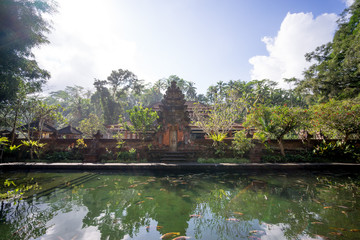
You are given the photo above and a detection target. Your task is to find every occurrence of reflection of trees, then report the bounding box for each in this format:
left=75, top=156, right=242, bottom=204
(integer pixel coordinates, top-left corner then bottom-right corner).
left=80, top=174, right=198, bottom=238
left=82, top=184, right=149, bottom=239
left=0, top=172, right=95, bottom=239
left=190, top=173, right=360, bottom=240
left=1, top=172, right=359, bottom=240
left=0, top=199, right=55, bottom=240
left=77, top=173, right=360, bottom=239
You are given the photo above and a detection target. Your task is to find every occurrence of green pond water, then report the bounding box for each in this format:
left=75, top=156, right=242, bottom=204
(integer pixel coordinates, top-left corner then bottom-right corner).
left=0, top=170, right=360, bottom=240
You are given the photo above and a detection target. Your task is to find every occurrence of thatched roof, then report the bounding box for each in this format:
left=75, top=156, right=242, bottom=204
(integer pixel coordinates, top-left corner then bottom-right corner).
left=58, top=125, right=82, bottom=135
left=19, top=121, right=57, bottom=132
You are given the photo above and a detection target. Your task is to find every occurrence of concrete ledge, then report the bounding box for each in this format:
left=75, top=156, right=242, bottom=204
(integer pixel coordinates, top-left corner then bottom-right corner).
left=1, top=162, right=359, bottom=172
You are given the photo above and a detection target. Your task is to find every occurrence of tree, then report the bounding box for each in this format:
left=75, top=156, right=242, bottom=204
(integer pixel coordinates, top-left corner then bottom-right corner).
left=18, top=99, right=65, bottom=160
left=195, top=94, right=208, bottom=104
left=300, top=0, right=360, bottom=101
left=139, top=85, right=163, bottom=107
left=309, top=98, right=360, bottom=141
left=107, top=69, right=145, bottom=112
left=161, top=75, right=198, bottom=101
left=126, top=105, right=159, bottom=140
left=192, top=96, right=246, bottom=149
left=206, top=85, right=219, bottom=104
left=205, top=79, right=305, bottom=108
left=184, top=81, right=197, bottom=101
left=92, top=69, right=146, bottom=124
left=44, top=86, right=93, bottom=127
left=0, top=81, right=29, bottom=144
left=107, top=69, right=141, bottom=99
left=244, top=104, right=308, bottom=156
left=79, top=113, right=106, bottom=139
left=93, top=79, right=121, bottom=125
left=0, top=0, right=57, bottom=102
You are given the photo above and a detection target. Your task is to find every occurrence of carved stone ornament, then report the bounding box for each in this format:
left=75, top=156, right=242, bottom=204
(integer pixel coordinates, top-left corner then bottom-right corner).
left=158, top=81, right=190, bottom=126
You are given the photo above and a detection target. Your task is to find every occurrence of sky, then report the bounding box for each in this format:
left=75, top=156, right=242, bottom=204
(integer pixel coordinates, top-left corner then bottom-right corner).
left=34, top=0, right=355, bottom=94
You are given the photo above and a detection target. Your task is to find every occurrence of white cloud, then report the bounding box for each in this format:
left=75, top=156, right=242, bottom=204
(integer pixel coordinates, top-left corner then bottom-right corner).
left=344, top=0, right=355, bottom=7
left=249, top=12, right=338, bottom=88
left=34, top=0, right=137, bottom=93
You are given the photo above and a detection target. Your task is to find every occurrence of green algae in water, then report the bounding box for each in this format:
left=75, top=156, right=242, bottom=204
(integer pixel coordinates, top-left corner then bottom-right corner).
left=0, top=171, right=360, bottom=240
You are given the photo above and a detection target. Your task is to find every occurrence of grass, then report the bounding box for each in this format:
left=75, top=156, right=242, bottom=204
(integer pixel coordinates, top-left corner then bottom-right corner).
left=197, top=157, right=250, bottom=164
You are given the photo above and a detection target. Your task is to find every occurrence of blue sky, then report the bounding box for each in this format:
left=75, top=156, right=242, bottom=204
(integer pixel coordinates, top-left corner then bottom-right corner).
left=34, top=0, right=353, bottom=94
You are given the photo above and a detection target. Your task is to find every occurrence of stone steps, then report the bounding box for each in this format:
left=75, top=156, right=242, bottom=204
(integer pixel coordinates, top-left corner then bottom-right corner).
left=159, top=152, right=196, bottom=163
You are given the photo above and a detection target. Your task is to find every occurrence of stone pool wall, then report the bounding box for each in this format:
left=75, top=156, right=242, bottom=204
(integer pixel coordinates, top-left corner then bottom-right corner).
left=7, top=138, right=358, bottom=162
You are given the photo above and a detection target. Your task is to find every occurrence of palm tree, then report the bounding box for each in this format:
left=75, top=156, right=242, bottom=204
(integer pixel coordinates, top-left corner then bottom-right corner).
left=185, top=81, right=197, bottom=101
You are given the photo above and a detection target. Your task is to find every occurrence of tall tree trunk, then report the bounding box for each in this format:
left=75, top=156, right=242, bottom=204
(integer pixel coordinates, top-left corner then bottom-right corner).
left=10, top=103, right=19, bottom=145
left=0, top=146, right=3, bottom=163
left=278, top=139, right=285, bottom=157
left=30, top=147, right=34, bottom=160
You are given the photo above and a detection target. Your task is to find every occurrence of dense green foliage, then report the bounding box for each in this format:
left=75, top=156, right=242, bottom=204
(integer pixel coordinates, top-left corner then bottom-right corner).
left=45, top=86, right=92, bottom=127
left=313, top=140, right=360, bottom=162
left=79, top=113, right=106, bottom=138
left=231, top=129, right=255, bottom=157
left=192, top=96, right=246, bottom=144
left=244, top=105, right=308, bottom=156
left=126, top=105, right=159, bottom=140
left=0, top=0, right=56, bottom=102
left=0, top=1, right=359, bottom=162
left=300, top=0, right=360, bottom=101
left=309, top=98, right=360, bottom=141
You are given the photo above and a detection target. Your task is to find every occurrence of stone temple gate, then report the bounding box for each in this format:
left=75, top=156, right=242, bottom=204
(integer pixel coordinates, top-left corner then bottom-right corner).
left=150, top=81, right=197, bottom=162
left=157, top=81, right=191, bottom=152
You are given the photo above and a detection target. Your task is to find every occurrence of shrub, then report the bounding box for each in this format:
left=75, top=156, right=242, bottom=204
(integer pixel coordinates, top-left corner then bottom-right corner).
left=44, top=151, right=82, bottom=162
left=313, top=140, right=360, bottom=162
left=99, top=148, right=116, bottom=161
left=261, top=153, right=316, bottom=163
left=214, top=142, right=227, bottom=158
left=231, top=130, right=254, bottom=157
left=117, top=148, right=137, bottom=161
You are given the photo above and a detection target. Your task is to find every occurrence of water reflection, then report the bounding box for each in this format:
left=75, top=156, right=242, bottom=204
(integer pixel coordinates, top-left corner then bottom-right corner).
left=1, top=171, right=360, bottom=239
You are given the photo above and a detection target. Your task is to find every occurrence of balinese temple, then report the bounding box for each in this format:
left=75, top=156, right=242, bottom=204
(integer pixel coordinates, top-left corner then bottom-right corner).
left=150, top=81, right=247, bottom=148
left=149, top=101, right=207, bottom=141
left=155, top=80, right=191, bottom=152
left=106, top=81, right=249, bottom=145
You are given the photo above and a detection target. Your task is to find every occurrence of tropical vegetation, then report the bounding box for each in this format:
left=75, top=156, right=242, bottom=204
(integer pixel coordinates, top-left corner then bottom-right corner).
left=0, top=0, right=360, bottom=162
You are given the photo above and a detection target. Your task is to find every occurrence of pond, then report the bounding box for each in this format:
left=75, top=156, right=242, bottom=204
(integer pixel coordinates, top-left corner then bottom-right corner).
left=1, top=170, right=360, bottom=240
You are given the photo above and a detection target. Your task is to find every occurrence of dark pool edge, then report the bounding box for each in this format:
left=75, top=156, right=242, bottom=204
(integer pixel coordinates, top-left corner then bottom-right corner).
left=1, top=162, right=360, bottom=172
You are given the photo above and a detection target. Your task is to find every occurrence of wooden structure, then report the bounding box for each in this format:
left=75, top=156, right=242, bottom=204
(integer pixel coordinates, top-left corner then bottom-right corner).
left=58, top=125, right=83, bottom=139
left=18, top=121, right=57, bottom=139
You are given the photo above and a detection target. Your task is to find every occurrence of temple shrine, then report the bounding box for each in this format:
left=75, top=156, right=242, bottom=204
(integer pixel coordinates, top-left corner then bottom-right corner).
left=156, top=81, right=191, bottom=152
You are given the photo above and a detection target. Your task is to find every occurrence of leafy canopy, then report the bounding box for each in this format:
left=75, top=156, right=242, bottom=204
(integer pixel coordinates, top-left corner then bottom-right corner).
left=0, top=0, right=57, bottom=102
left=79, top=113, right=106, bottom=139
left=126, top=105, right=159, bottom=140
left=300, top=0, right=360, bottom=101
left=192, top=95, right=246, bottom=144
left=309, top=98, right=360, bottom=141
left=244, top=104, right=308, bottom=156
